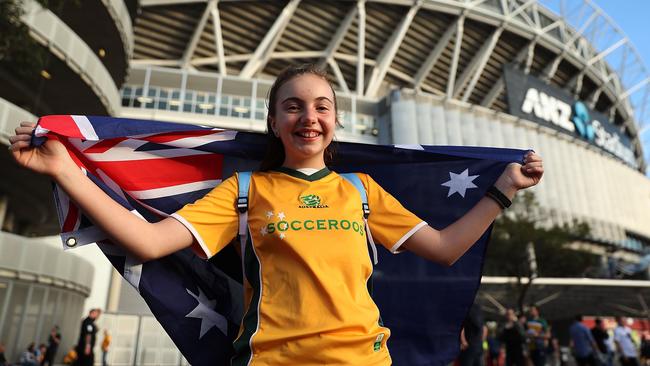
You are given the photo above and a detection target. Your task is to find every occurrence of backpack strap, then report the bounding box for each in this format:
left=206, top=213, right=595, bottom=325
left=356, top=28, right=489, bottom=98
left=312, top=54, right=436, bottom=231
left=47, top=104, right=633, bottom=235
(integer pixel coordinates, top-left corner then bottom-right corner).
left=237, top=171, right=252, bottom=278
left=341, top=173, right=378, bottom=265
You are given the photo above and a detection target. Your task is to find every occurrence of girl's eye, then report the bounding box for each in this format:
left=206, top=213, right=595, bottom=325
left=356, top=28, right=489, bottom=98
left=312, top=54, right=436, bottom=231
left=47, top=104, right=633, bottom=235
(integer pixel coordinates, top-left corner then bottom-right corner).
left=286, top=105, right=299, bottom=112
left=317, top=106, right=330, bottom=112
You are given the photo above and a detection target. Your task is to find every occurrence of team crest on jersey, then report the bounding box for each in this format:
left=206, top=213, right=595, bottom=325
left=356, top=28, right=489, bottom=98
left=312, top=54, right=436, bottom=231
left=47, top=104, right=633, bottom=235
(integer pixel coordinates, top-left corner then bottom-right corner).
left=298, top=194, right=329, bottom=208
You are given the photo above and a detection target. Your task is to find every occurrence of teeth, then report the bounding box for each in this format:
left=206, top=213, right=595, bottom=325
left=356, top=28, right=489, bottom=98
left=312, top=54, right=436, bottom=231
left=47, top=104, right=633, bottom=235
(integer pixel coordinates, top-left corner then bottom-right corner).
left=297, top=131, right=319, bottom=138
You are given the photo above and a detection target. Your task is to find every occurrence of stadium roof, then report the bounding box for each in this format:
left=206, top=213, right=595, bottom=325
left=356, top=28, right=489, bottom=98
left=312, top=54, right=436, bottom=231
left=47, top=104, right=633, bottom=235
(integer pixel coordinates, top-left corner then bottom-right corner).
left=131, top=0, right=650, bottom=168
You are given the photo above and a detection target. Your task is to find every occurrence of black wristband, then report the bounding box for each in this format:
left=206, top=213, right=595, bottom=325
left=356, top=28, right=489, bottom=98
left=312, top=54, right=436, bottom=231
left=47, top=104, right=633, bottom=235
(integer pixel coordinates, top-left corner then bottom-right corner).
left=485, top=186, right=512, bottom=209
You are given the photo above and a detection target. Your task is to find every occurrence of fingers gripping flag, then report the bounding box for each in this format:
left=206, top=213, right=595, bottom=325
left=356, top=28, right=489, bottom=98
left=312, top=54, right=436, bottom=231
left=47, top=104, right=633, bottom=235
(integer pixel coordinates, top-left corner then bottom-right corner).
left=35, top=115, right=528, bottom=366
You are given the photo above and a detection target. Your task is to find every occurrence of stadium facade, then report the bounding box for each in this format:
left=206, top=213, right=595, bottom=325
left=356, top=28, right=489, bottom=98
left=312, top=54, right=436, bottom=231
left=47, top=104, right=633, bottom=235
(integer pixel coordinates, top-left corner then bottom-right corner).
left=1, top=0, right=650, bottom=363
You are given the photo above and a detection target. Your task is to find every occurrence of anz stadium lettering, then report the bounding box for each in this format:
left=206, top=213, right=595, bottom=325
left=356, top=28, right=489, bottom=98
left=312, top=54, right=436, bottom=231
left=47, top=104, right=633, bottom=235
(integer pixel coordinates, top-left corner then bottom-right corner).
left=521, top=88, right=635, bottom=166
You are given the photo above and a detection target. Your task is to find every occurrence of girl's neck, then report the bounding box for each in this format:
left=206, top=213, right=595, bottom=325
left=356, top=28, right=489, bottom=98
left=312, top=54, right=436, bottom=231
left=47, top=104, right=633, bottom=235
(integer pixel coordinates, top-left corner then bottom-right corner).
left=281, top=157, right=326, bottom=171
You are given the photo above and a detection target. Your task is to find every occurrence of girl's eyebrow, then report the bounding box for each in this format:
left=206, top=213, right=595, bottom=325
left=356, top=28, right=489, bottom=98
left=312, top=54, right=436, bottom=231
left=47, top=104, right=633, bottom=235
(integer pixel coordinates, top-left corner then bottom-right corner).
left=280, top=96, right=334, bottom=104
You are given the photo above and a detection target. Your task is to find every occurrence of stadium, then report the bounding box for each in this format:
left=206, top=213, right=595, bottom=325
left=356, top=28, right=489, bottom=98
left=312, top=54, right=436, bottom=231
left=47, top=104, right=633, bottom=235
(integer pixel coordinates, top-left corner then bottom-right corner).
left=1, top=0, right=650, bottom=363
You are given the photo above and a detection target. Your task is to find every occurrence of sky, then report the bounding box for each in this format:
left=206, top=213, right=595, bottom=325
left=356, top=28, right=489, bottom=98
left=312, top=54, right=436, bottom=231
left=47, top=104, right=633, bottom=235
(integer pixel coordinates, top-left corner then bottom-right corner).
left=586, top=0, right=650, bottom=166
left=544, top=0, right=650, bottom=162
left=591, top=1, right=650, bottom=68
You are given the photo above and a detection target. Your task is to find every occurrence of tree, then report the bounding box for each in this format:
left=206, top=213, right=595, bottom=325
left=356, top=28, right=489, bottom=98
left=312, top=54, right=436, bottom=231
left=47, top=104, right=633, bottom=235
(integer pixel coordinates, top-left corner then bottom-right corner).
left=483, top=191, right=599, bottom=312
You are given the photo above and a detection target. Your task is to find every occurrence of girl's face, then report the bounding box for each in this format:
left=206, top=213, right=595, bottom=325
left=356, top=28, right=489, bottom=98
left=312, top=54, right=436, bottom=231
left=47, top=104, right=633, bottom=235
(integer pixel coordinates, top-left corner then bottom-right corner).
left=270, top=73, right=336, bottom=168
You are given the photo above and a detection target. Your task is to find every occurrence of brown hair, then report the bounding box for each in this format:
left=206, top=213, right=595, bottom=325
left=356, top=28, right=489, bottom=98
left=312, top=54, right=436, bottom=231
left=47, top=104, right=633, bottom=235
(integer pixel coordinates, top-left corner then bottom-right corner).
left=259, top=64, right=340, bottom=171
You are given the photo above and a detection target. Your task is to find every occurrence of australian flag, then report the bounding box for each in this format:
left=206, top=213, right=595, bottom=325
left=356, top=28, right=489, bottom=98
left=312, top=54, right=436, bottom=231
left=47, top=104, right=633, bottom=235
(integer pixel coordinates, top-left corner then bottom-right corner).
left=34, top=115, right=527, bottom=366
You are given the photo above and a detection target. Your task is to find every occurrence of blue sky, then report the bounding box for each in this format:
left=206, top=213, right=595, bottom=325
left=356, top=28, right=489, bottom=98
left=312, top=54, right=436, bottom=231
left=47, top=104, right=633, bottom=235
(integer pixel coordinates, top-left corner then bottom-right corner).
left=542, top=0, right=650, bottom=166
left=593, top=0, right=650, bottom=73
left=591, top=0, right=650, bottom=164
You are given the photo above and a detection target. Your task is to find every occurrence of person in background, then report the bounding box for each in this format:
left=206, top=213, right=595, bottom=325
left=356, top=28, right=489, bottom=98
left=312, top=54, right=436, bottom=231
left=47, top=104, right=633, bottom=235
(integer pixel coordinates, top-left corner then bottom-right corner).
left=640, top=333, right=650, bottom=366
left=36, top=344, right=46, bottom=365
left=487, top=323, right=501, bottom=366
left=569, top=315, right=599, bottom=366
left=459, top=303, right=487, bottom=366
left=500, top=309, right=526, bottom=366
left=0, top=342, right=7, bottom=366
left=19, top=343, right=38, bottom=366
left=42, top=325, right=61, bottom=366
left=591, top=318, right=613, bottom=366
left=62, top=347, right=77, bottom=365
left=101, top=330, right=111, bottom=366
left=74, top=308, right=101, bottom=366
left=614, top=316, right=640, bottom=366
left=526, top=305, right=550, bottom=366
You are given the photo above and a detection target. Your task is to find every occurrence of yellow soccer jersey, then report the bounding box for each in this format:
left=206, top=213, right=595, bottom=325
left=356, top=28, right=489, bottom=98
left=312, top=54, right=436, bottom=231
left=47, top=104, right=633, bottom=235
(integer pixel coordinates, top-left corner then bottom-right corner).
left=172, top=167, right=426, bottom=366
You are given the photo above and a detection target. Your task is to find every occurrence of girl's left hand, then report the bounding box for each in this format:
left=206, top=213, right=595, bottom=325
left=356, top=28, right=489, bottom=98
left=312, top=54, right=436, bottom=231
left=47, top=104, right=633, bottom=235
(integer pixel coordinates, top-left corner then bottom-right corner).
left=496, top=152, right=544, bottom=194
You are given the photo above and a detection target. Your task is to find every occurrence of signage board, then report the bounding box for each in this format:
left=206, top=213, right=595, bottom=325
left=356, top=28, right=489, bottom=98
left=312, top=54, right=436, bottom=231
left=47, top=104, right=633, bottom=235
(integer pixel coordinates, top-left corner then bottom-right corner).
left=503, top=66, right=637, bottom=168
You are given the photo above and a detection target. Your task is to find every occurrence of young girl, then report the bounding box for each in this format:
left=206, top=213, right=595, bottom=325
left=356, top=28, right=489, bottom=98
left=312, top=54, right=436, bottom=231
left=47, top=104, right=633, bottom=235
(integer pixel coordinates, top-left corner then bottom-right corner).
left=10, top=64, right=543, bottom=365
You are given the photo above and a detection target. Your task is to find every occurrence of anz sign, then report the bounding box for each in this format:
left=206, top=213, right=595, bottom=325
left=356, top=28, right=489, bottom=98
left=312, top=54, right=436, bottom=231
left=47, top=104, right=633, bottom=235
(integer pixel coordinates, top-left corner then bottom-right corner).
left=505, top=67, right=637, bottom=168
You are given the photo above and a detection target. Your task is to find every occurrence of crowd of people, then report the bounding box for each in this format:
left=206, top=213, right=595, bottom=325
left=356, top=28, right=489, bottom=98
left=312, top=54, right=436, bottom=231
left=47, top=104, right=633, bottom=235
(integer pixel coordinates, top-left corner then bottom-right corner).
left=459, top=304, right=650, bottom=366
left=0, top=308, right=110, bottom=366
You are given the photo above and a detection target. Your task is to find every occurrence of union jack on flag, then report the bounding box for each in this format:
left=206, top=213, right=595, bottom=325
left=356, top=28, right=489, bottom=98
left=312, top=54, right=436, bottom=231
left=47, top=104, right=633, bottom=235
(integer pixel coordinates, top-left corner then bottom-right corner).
left=35, top=115, right=528, bottom=366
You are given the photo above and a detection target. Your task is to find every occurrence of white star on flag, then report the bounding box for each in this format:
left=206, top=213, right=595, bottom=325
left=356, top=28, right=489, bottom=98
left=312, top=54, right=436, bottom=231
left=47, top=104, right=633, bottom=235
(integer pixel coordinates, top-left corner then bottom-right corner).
left=279, top=233, right=286, bottom=240
left=441, top=169, right=479, bottom=198
left=277, top=212, right=286, bottom=220
left=260, top=226, right=268, bottom=236
left=185, top=287, right=228, bottom=338
left=266, top=211, right=274, bottom=219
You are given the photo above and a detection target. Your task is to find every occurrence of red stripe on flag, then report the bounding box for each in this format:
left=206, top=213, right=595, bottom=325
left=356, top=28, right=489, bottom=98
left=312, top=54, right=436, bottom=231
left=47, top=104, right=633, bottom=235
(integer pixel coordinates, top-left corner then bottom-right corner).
left=38, top=115, right=85, bottom=139
left=62, top=203, right=79, bottom=232
left=91, top=154, right=224, bottom=191
left=83, top=138, right=128, bottom=154
left=141, top=130, right=220, bottom=143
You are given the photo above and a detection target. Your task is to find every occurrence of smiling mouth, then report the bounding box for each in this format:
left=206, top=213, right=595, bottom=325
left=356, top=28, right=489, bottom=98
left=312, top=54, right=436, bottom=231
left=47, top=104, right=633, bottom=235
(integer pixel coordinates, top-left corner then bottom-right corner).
left=295, top=131, right=321, bottom=138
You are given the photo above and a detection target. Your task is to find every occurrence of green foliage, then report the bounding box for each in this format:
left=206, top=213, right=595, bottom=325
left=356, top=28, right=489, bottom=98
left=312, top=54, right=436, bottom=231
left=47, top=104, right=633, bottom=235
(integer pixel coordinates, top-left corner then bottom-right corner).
left=484, top=191, right=598, bottom=278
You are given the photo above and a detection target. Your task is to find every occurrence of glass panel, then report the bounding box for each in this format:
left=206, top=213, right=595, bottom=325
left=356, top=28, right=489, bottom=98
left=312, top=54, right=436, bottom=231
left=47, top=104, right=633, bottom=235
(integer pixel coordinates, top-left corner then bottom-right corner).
left=40, top=289, right=57, bottom=346
left=17, top=287, right=44, bottom=350
left=1, top=282, right=28, bottom=360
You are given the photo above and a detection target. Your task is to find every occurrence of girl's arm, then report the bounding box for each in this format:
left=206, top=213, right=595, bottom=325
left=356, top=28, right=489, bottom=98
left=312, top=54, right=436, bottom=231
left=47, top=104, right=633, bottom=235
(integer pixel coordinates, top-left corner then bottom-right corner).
left=402, top=152, right=543, bottom=266
left=10, top=122, right=194, bottom=261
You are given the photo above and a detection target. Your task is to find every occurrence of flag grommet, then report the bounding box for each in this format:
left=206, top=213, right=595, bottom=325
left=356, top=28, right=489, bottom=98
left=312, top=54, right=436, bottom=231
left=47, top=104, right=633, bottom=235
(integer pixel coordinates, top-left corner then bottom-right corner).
left=65, top=237, right=77, bottom=247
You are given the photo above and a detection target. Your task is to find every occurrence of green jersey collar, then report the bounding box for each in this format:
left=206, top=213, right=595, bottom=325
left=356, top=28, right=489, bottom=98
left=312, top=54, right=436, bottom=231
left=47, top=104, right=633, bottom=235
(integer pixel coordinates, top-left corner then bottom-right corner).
left=274, top=166, right=332, bottom=181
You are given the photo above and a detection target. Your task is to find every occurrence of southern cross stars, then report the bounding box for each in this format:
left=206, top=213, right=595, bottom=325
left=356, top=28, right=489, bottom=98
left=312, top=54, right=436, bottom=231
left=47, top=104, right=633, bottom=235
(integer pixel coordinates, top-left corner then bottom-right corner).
left=441, top=169, right=479, bottom=198
left=185, top=287, right=228, bottom=338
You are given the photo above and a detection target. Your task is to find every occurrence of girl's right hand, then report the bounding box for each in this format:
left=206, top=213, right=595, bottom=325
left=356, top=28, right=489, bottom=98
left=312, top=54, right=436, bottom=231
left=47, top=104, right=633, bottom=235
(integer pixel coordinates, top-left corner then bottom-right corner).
left=9, top=121, right=72, bottom=178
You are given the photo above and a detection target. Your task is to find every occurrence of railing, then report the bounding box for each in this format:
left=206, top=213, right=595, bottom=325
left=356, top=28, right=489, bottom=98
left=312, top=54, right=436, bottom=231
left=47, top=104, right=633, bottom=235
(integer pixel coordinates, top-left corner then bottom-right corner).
left=21, top=0, right=121, bottom=115
left=0, top=231, right=93, bottom=294
left=120, top=66, right=379, bottom=143
left=105, top=0, right=134, bottom=61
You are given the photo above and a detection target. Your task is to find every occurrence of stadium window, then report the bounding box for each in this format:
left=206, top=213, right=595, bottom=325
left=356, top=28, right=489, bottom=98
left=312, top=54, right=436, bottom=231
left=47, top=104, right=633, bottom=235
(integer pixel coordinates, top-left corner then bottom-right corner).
left=219, top=96, right=230, bottom=117
left=255, top=99, right=265, bottom=120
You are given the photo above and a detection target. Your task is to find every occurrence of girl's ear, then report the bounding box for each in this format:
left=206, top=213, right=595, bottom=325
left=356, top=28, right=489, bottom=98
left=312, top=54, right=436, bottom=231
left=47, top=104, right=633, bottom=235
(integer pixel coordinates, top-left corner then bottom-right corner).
left=269, top=117, right=279, bottom=137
